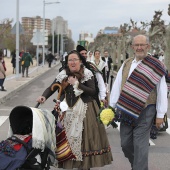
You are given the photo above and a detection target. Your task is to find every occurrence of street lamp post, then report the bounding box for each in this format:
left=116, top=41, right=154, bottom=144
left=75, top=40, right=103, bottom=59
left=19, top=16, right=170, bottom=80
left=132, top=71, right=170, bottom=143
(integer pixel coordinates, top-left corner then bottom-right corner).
left=52, top=20, right=54, bottom=55
left=42, top=0, right=60, bottom=66
left=16, top=0, right=19, bottom=78
left=57, top=25, right=60, bottom=56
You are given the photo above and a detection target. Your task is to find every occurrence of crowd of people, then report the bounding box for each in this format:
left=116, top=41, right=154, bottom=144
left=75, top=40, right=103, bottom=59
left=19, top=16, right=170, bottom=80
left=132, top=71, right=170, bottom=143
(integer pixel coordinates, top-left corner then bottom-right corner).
left=36, top=34, right=168, bottom=170
left=0, top=34, right=168, bottom=170
left=0, top=49, right=34, bottom=91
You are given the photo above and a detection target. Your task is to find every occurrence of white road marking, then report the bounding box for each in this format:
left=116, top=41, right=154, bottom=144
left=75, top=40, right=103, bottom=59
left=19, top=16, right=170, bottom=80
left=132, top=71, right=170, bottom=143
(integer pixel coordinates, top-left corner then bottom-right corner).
left=166, top=118, right=170, bottom=135
left=0, top=109, right=12, bottom=111
left=149, top=139, right=155, bottom=146
left=0, top=116, right=9, bottom=126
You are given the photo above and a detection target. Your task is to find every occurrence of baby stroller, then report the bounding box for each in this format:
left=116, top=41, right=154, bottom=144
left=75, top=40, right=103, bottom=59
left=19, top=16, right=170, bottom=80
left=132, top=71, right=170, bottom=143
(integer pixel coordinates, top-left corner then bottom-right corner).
left=0, top=105, right=56, bottom=170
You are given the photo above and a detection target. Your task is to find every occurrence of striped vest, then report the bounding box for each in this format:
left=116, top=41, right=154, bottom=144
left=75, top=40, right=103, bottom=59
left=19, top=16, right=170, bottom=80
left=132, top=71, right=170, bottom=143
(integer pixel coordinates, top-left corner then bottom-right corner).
left=116, top=56, right=166, bottom=123
left=121, top=57, right=157, bottom=107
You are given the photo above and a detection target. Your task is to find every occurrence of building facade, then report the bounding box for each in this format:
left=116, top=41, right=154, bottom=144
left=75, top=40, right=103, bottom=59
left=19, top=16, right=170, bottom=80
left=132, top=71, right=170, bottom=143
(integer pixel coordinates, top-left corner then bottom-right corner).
left=22, top=16, right=51, bottom=36
left=52, top=16, right=71, bottom=38
left=103, top=26, right=119, bottom=34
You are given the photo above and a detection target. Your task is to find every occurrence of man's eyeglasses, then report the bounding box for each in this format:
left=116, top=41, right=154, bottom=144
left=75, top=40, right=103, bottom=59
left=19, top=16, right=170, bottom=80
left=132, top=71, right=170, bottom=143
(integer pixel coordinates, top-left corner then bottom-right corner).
left=133, top=44, right=148, bottom=47
left=68, top=59, right=80, bottom=63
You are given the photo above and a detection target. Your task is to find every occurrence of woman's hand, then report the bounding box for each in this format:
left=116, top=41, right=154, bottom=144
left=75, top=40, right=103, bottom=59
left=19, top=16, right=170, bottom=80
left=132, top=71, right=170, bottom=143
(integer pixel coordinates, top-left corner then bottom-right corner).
left=54, top=101, right=60, bottom=112
left=68, top=76, right=78, bottom=85
left=36, top=96, right=46, bottom=103
left=59, top=111, right=66, bottom=121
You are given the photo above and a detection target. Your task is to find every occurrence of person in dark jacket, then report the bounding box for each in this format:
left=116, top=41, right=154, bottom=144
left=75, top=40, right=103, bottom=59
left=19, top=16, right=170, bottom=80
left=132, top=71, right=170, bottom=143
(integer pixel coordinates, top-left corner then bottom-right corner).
left=46, top=52, right=54, bottom=68
left=21, top=51, right=33, bottom=77
left=11, top=50, right=16, bottom=74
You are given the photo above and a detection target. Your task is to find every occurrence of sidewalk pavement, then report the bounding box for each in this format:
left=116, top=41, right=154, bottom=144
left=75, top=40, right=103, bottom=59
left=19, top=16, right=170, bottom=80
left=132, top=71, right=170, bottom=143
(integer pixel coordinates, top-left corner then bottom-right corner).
left=0, top=57, right=60, bottom=104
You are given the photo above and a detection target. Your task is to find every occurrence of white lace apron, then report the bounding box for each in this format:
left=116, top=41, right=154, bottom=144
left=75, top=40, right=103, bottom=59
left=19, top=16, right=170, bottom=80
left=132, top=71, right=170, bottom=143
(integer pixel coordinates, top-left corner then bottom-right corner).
left=63, top=98, right=88, bottom=161
left=56, top=68, right=93, bottom=161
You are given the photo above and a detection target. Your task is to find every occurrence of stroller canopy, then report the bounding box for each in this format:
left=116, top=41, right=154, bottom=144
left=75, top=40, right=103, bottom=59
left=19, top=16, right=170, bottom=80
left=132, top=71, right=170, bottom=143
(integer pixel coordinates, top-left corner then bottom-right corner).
left=9, top=106, right=33, bottom=135
left=8, top=106, right=56, bottom=158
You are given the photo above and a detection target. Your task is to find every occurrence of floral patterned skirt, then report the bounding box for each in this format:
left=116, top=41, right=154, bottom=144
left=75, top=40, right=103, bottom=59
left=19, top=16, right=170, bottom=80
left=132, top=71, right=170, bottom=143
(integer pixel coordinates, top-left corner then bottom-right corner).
left=58, top=100, right=113, bottom=169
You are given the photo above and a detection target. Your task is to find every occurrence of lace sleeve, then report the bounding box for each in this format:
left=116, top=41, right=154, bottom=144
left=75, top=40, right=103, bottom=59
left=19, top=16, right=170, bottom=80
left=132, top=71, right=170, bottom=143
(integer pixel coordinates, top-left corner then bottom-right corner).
left=81, top=68, right=93, bottom=83
left=56, top=70, right=68, bottom=83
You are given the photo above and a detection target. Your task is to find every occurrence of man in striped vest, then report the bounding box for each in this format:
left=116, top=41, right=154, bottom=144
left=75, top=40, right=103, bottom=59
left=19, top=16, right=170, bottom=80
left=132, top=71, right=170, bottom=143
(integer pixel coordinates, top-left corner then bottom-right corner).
left=109, top=34, right=167, bottom=170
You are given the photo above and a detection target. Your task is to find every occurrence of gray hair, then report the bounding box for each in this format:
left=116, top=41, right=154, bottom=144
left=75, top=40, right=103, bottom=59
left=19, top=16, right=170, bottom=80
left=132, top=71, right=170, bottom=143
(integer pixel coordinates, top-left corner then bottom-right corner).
left=132, top=34, right=149, bottom=44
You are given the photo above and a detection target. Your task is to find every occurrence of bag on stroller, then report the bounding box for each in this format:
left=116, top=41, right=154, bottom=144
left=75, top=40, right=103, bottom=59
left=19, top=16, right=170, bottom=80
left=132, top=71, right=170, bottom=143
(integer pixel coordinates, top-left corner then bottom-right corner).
left=0, top=105, right=56, bottom=170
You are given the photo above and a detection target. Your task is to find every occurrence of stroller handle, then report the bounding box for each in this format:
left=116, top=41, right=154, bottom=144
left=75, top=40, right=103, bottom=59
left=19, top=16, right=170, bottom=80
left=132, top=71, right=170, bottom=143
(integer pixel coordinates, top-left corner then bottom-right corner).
left=35, top=83, right=62, bottom=110
left=35, top=102, right=40, bottom=108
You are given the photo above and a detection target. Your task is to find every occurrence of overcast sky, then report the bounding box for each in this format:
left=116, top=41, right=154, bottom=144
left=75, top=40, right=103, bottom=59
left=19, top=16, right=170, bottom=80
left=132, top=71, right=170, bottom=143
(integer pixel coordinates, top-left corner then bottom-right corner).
left=0, top=0, right=170, bottom=42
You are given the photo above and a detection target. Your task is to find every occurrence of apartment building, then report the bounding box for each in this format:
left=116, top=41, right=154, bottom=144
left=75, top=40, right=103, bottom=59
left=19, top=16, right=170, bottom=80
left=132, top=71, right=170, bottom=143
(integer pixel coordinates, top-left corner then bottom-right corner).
left=22, top=16, right=51, bottom=36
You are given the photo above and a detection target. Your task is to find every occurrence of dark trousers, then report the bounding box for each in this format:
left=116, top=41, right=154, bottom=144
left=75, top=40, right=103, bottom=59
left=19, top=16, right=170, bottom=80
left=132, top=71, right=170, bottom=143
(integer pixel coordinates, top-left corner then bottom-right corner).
left=0, top=78, right=5, bottom=88
left=48, top=62, right=52, bottom=68
left=19, top=61, right=21, bottom=73
left=120, top=105, right=156, bottom=170
left=106, top=71, right=110, bottom=84
left=22, top=66, right=29, bottom=77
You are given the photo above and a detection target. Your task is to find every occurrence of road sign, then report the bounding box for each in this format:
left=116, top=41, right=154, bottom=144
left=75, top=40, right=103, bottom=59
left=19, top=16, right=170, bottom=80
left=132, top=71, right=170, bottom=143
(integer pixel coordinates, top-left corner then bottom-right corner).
left=11, top=22, right=24, bottom=34
left=31, top=29, right=48, bottom=46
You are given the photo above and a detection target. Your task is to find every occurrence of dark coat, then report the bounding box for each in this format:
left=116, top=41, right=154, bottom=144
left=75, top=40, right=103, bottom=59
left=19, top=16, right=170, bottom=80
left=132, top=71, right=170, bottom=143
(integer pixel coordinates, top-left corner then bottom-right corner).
left=47, top=53, right=54, bottom=62
left=21, top=52, right=33, bottom=67
left=11, top=53, right=16, bottom=68
left=42, top=74, right=96, bottom=107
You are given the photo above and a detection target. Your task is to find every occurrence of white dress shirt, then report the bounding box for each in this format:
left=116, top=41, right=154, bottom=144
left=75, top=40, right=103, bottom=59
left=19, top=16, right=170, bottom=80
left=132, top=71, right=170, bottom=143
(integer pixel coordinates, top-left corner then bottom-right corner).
left=109, top=58, right=168, bottom=118
left=105, top=57, right=109, bottom=71
left=95, top=72, right=106, bottom=100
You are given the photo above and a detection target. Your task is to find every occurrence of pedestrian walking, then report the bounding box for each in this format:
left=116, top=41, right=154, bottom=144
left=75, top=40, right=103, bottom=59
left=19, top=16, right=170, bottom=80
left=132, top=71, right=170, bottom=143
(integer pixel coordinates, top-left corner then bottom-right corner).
left=11, top=50, right=16, bottom=74
left=38, top=53, right=42, bottom=65
left=37, top=50, right=113, bottom=169
left=0, top=51, right=6, bottom=91
left=21, top=50, right=33, bottom=77
left=109, top=34, right=167, bottom=170
left=46, top=52, right=54, bottom=68
left=102, top=50, right=113, bottom=84
left=19, top=49, right=25, bottom=73
left=92, top=50, right=107, bottom=83
left=86, top=51, right=93, bottom=62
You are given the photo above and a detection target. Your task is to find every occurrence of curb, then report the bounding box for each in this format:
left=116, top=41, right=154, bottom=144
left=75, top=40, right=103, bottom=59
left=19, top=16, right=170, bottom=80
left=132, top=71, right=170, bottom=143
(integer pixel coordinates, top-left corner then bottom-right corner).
left=0, top=63, right=60, bottom=104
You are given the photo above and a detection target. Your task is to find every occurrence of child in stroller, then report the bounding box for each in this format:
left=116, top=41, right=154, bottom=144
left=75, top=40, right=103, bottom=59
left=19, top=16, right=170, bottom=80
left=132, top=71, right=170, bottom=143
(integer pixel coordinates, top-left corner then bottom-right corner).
left=0, top=105, right=56, bottom=170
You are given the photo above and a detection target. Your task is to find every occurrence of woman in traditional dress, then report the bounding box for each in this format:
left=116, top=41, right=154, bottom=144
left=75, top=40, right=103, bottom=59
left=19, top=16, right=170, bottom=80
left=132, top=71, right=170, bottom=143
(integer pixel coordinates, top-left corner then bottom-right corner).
left=37, top=50, right=113, bottom=170
left=86, top=51, right=93, bottom=62
left=91, top=50, right=107, bottom=83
